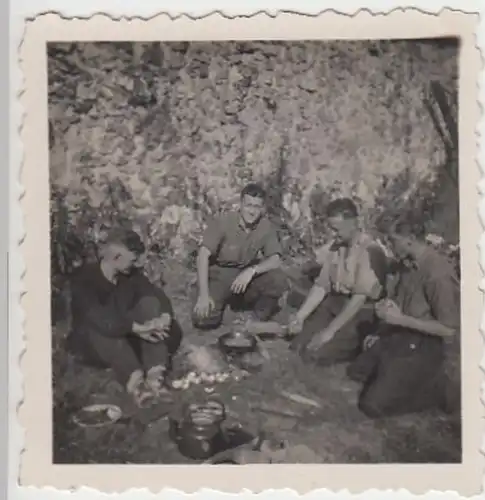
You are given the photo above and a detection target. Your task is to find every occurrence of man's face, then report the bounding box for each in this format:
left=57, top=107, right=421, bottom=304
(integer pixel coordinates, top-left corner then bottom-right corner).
left=107, top=243, right=138, bottom=275
left=240, top=194, right=265, bottom=226
left=327, top=214, right=358, bottom=244
left=389, top=235, right=414, bottom=263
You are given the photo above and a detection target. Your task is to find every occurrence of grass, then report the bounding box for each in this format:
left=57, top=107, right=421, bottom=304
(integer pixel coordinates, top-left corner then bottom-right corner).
left=52, top=260, right=462, bottom=464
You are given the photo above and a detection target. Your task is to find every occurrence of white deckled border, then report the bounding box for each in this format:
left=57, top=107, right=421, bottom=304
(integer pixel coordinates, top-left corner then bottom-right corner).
left=9, top=2, right=484, bottom=499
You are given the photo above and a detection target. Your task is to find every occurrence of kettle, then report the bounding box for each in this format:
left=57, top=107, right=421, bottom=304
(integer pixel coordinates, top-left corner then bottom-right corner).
left=169, top=400, right=226, bottom=460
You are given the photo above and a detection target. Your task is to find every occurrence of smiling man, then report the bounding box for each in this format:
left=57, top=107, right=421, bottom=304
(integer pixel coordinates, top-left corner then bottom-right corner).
left=289, top=198, right=388, bottom=365
left=192, top=182, right=287, bottom=330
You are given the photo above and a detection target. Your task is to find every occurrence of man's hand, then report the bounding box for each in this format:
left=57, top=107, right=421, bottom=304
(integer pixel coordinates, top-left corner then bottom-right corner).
left=288, top=313, right=304, bottom=336
left=375, top=299, right=403, bottom=325
left=231, top=267, right=257, bottom=294
left=194, top=294, right=215, bottom=318
left=133, top=313, right=173, bottom=342
left=363, top=334, right=379, bottom=351
left=306, top=329, right=335, bottom=352
left=154, top=313, right=172, bottom=331
left=133, top=328, right=164, bottom=343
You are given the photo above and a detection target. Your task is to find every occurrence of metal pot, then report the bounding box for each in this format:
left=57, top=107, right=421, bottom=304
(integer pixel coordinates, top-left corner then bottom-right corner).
left=218, top=330, right=258, bottom=357
left=170, top=401, right=226, bottom=460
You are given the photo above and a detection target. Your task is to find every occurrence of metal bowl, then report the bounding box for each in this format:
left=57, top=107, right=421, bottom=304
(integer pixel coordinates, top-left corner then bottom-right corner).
left=218, top=330, right=258, bottom=356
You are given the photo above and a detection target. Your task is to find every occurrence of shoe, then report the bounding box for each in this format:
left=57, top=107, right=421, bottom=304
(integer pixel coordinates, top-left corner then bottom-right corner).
left=126, top=370, right=156, bottom=408
left=145, top=365, right=170, bottom=398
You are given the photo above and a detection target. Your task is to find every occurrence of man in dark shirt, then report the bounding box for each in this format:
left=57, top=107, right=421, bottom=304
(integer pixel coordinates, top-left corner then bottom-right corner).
left=347, top=222, right=460, bottom=417
left=68, top=228, right=183, bottom=407
left=192, top=182, right=288, bottom=330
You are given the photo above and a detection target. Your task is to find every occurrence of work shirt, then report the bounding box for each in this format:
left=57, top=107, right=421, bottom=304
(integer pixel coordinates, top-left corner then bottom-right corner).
left=314, top=232, right=388, bottom=301
left=393, top=248, right=460, bottom=331
left=201, top=211, right=283, bottom=269
left=70, top=263, right=173, bottom=338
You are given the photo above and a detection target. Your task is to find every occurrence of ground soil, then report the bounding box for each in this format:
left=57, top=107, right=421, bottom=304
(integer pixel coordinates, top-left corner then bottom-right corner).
left=52, top=261, right=461, bottom=465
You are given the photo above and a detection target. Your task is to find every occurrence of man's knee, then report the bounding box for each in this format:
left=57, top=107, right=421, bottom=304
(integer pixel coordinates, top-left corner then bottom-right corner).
left=166, top=320, right=184, bottom=355
left=358, top=389, right=395, bottom=419
left=347, top=350, right=378, bottom=383
left=132, top=295, right=163, bottom=323
left=259, top=269, right=288, bottom=297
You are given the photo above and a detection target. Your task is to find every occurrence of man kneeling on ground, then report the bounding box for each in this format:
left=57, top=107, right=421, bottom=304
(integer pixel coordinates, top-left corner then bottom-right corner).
left=67, top=228, right=183, bottom=407
left=192, top=182, right=287, bottom=330
left=288, top=198, right=388, bottom=365
left=347, top=222, right=460, bottom=417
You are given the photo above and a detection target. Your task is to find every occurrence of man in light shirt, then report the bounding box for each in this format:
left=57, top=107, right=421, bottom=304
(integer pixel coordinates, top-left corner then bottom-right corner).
left=289, top=198, right=388, bottom=366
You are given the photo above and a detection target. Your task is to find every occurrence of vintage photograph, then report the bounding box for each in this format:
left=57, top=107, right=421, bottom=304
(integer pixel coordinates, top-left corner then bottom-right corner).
left=47, top=37, right=463, bottom=466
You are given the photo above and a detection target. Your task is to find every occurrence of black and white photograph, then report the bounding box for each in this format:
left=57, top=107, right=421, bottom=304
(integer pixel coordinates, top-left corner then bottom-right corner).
left=48, top=37, right=462, bottom=466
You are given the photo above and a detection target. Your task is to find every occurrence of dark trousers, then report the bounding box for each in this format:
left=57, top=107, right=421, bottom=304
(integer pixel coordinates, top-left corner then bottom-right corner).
left=192, top=265, right=288, bottom=330
left=347, top=329, right=445, bottom=418
left=290, top=293, right=376, bottom=365
left=68, top=296, right=183, bottom=386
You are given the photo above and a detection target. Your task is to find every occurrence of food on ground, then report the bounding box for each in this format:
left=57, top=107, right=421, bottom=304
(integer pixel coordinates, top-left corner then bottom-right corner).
left=73, top=404, right=122, bottom=427
left=170, top=368, right=249, bottom=391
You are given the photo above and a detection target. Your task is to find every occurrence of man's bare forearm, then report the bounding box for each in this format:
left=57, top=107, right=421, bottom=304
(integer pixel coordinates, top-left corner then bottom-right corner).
left=392, top=314, right=455, bottom=338
left=197, top=247, right=211, bottom=297
left=296, top=284, right=327, bottom=321
left=252, top=254, right=281, bottom=275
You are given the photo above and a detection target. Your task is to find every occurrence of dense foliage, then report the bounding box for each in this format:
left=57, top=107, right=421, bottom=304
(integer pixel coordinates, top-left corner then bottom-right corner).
left=48, top=40, right=459, bottom=288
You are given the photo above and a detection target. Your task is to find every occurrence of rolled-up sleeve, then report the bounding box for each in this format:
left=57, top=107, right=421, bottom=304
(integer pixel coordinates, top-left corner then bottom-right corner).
left=353, top=245, right=388, bottom=300
left=201, top=216, right=224, bottom=256
left=262, top=224, right=283, bottom=258
left=424, top=273, right=460, bottom=330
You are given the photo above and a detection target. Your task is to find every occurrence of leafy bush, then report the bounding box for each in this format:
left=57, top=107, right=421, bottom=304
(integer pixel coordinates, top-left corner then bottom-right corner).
left=48, top=40, right=459, bottom=294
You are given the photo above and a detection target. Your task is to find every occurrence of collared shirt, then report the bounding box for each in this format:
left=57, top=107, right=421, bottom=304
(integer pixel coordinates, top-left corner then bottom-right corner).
left=393, top=248, right=460, bottom=330
left=314, top=232, right=388, bottom=301
left=201, top=211, right=283, bottom=268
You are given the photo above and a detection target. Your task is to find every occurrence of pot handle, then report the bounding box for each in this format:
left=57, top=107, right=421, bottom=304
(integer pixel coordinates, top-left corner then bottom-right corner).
left=169, top=417, right=182, bottom=442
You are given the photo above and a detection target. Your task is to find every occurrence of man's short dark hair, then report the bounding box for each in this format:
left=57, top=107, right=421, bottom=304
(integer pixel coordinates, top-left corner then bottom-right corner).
left=390, top=220, right=426, bottom=240
left=241, top=183, right=266, bottom=201
left=326, top=198, right=359, bottom=219
left=104, top=227, right=145, bottom=255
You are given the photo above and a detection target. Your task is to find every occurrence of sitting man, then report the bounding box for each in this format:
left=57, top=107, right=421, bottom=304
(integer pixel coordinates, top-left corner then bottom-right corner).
left=67, top=228, right=183, bottom=407
left=192, top=182, right=288, bottom=330
left=347, top=222, right=460, bottom=417
left=289, top=198, right=388, bottom=366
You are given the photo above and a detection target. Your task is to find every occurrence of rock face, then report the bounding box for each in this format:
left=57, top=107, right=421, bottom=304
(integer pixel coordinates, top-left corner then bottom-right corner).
left=48, top=40, right=458, bottom=276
